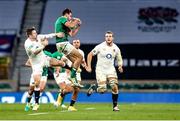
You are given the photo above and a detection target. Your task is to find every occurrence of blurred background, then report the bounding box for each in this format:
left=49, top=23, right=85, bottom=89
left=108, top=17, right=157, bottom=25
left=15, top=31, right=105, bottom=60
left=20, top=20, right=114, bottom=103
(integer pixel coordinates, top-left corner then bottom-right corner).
left=0, top=0, right=180, bottom=103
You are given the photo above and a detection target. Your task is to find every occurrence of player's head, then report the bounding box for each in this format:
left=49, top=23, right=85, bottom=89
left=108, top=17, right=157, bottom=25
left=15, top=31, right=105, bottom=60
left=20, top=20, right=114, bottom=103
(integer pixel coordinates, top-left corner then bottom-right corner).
left=73, top=39, right=80, bottom=49
left=105, top=31, right=114, bottom=45
left=26, top=27, right=37, bottom=39
left=62, top=8, right=72, bottom=20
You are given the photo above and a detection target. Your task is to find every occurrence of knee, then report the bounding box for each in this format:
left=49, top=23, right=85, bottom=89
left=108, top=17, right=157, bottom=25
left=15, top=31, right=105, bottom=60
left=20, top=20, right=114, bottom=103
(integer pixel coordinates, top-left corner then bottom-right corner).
left=97, top=84, right=107, bottom=94
left=35, top=81, right=40, bottom=87
left=111, top=84, right=118, bottom=94
left=28, top=89, right=34, bottom=95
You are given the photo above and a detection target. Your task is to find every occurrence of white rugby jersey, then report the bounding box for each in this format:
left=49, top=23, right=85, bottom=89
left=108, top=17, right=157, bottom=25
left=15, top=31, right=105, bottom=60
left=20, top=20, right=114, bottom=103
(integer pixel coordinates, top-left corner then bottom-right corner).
left=24, top=34, right=55, bottom=65
left=91, top=41, right=123, bottom=70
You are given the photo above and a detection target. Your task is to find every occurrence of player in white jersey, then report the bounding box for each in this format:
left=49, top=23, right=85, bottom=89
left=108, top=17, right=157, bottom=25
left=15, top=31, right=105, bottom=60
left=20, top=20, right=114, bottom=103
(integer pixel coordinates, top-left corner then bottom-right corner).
left=72, top=39, right=87, bottom=84
left=24, top=27, right=65, bottom=111
left=86, top=31, right=123, bottom=111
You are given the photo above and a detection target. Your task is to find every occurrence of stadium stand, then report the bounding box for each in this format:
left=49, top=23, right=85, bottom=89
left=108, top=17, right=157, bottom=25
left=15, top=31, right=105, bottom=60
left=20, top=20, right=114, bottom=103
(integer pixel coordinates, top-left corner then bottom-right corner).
left=12, top=0, right=46, bottom=88
left=0, top=0, right=25, bottom=32
left=0, top=0, right=25, bottom=91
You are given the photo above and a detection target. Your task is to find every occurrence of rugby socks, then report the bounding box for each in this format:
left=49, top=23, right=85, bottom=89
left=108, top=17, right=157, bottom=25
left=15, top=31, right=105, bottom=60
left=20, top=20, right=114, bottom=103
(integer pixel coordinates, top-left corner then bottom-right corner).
left=34, top=90, right=40, bottom=104
left=61, top=96, right=65, bottom=105
left=27, top=94, right=32, bottom=103
left=57, top=92, right=65, bottom=105
left=112, top=93, right=118, bottom=108
left=70, top=67, right=77, bottom=78
left=70, top=68, right=78, bottom=84
left=70, top=99, right=76, bottom=106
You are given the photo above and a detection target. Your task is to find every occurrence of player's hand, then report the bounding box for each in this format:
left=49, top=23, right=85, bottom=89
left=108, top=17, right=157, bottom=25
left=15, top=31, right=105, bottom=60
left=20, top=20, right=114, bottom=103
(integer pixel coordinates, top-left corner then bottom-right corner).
left=55, top=71, right=59, bottom=77
left=41, top=39, right=48, bottom=46
left=56, top=32, right=64, bottom=38
left=86, top=66, right=92, bottom=73
left=73, top=17, right=82, bottom=25
left=118, top=66, right=123, bottom=73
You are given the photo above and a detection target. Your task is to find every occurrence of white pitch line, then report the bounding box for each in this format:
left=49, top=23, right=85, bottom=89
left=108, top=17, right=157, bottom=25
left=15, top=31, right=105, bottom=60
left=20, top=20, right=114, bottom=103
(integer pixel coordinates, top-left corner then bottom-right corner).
left=84, top=107, right=96, bottom=110
left=60, top=110, right=69, bottom=112
left=28, top=112, right=49, bottom=116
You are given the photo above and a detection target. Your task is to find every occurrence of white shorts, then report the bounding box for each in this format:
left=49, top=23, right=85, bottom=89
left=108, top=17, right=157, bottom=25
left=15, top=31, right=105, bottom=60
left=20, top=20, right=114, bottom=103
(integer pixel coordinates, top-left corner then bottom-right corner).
left=56, top=42, right=74, bottom=56
left=53, top=72, right=72, bottom=85
left=95, top=67, right=117, bottom=84
left=29, top=75, right=47, bottom=86
left=31, top=56, right=51, bottom=75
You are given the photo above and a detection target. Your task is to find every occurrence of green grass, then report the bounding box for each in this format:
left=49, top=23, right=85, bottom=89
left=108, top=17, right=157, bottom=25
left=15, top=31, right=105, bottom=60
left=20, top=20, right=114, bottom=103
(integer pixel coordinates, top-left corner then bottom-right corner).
left=0, top=103, right=180, bottom=120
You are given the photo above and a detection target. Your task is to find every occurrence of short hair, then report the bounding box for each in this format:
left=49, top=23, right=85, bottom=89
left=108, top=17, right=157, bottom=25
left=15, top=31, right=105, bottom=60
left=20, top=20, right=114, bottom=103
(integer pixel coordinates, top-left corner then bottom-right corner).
left=26, top=27, right=36, bottom=37
left=105, top=31, right=114, bottom=36
left=62, top=8, right=72, bottom=16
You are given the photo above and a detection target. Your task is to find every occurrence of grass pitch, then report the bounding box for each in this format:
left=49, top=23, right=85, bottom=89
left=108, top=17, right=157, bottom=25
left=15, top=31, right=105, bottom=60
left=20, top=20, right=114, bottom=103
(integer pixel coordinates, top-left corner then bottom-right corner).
left=0, top=103, right=180, bottom=120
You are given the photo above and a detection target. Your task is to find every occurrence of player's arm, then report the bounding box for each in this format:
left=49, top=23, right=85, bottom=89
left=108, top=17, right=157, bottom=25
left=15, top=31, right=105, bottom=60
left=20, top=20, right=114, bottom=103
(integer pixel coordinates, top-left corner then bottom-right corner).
left=86, top=52, right=94, bottom=73
left=65, top=18, right=81, bottom=37
left=26, top=43, right=45, bottom=56
left=116, top=48, right=123, bottom=73
left=38, top=32, right=64, bottom=40
left=81, top=60, right=87, bottom=69
left=86, top=45, right=100, bottom=72
left=68, top=25, right=80, bottom=37
left=80, top=52, right=87, bottom=69
left=32, top=44, right=46, bottom=55
left=65, top=18, right=81, bottom=29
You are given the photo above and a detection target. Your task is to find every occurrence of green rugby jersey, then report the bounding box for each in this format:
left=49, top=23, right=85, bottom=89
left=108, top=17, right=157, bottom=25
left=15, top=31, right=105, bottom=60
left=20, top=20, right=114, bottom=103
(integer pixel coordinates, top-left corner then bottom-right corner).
left=42, top=51, right=52, bottom=76
left=55, top=16, right=70, bottom=43
left=52, top=51, right=66, bottom=73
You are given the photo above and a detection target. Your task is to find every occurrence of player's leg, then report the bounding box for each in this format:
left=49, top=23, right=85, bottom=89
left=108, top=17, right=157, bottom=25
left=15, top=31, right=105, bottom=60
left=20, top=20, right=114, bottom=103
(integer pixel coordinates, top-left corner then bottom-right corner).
left=31, top=65, right=42, bottom=111
left=68, top=86, right=80, bottom=111
left=66, top=48, right=83, bottom=86
left=39, top=75, right=47, bottom=103
left=24, top=74, right=35, bottom=111
left=49, top=58, right=65, bottom=67
left=108, top=77, right=119, bottom=111
left=56, top=42, right=83, bottom=87
left=54, top=72, right=73, bottom=108
left=40, top=76, right=47, bottom=93
left=32, top=74, right=41, bottom=110
left=87, top=70, right=107, bottom=96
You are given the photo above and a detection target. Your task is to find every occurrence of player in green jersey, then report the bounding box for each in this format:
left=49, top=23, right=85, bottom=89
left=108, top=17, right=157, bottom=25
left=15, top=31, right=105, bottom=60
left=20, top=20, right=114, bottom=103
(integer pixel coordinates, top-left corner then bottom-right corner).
left=55, top=8, right=83, bottom=88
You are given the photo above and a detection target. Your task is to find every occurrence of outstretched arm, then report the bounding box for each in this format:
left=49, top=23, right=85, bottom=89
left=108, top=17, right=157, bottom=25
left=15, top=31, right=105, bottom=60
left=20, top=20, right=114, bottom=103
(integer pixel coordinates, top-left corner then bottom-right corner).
left=38, top=32, right=64, bottom=40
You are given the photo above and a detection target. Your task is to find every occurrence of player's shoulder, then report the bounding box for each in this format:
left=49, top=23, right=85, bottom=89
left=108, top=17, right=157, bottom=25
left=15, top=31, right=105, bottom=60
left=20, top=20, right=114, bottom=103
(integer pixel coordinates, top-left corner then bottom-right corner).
left=78, top=48, right=84, bottom=53
left=97, top=42, right=105, bottom=47
left=24, top=38, right=32, bottom=46
left=59, top=16, right=67, bottom=21
left=112, top=43, right=119, bottom=48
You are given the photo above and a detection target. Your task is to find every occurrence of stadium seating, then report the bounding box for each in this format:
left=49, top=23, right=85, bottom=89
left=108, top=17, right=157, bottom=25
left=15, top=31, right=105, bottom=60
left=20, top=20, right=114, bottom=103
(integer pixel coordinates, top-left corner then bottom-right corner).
left=0, top=0, right=25, bottom=32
